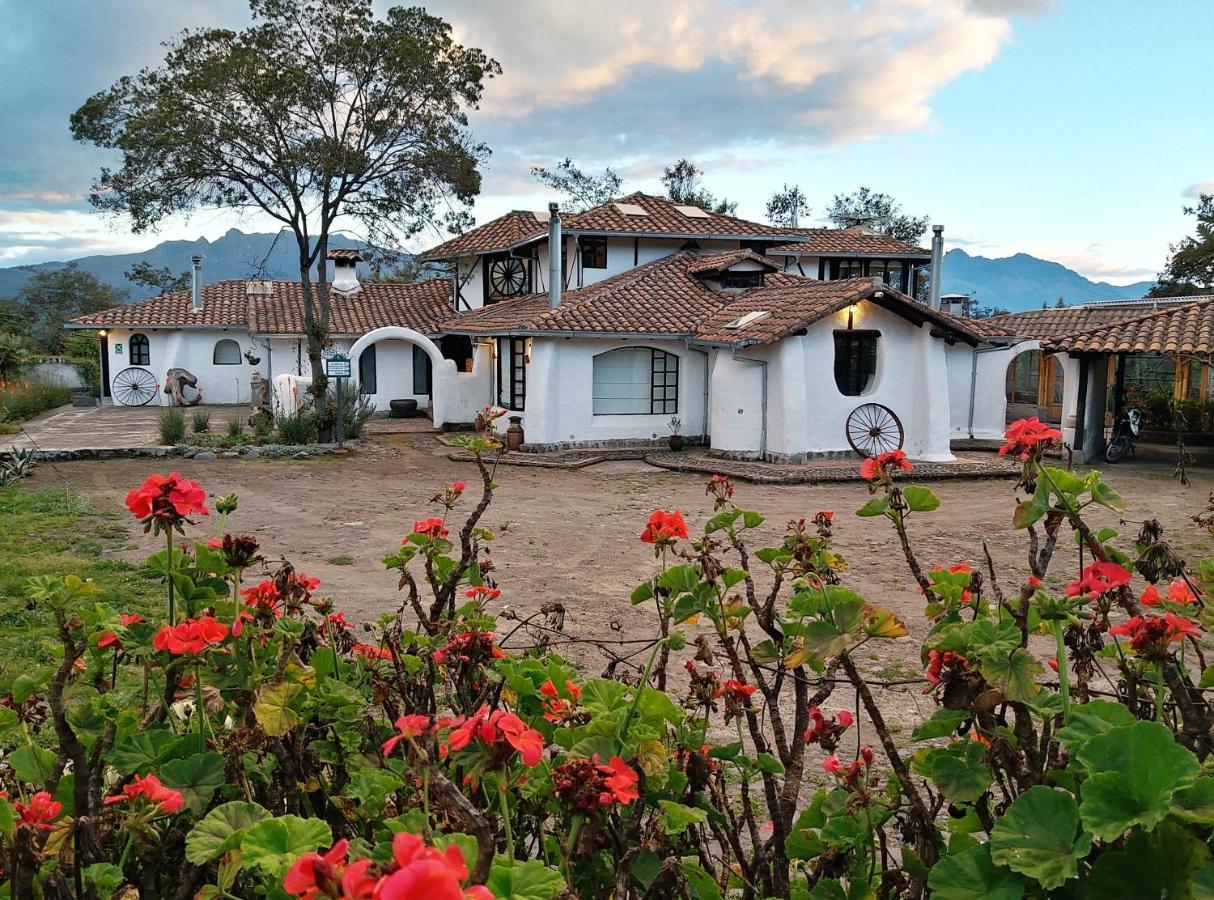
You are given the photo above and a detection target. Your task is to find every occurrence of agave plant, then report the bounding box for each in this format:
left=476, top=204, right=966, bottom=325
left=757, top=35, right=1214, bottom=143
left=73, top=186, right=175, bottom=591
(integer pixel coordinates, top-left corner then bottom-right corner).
left=0, top=446, right=36, bottom=487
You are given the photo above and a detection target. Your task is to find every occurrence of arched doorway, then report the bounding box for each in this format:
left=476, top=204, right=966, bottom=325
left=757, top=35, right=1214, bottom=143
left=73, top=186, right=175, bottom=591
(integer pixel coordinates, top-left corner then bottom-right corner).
left=348, top=327, right=452, bottom=425
left=1005, top=350, right=1064, bottom=425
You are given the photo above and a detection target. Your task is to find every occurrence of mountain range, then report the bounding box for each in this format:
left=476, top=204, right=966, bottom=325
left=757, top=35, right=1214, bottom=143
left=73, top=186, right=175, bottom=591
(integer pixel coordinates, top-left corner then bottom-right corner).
left=0, top=229, right=1154, bottom=312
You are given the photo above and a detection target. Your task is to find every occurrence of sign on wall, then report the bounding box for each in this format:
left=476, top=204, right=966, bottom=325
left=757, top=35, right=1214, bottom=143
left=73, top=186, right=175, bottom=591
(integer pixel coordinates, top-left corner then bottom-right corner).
left=324, top=353, right=351, bottom=378
left=114, top=344, right=123, bottom=354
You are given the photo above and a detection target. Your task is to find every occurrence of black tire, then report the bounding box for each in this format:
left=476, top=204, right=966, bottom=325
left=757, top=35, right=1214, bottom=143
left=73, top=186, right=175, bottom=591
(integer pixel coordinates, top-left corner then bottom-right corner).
left=1105, top=435, right=1129, bottom=463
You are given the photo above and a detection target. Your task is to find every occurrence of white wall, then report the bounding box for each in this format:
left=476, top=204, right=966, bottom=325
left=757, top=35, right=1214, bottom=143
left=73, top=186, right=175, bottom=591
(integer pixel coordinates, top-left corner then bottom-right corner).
left=779, top=255, right=825, bottom=279
left=945, top=340, right=1042, bottom=441
left=102, top=327, right=258, bottom=405
left=708, top=352, right=765, bottom=455
left=510, top=338, right=708, bottom=447
left=760, top=301, right=955, bottom=461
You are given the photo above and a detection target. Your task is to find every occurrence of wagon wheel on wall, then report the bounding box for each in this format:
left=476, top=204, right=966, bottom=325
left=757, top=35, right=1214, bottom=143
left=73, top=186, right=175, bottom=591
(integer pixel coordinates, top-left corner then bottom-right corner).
left=489, top=257, right=528, bottom=296
left=111, top=367, right=158, bottom=406
left=845, top=403, right=904, bottom=458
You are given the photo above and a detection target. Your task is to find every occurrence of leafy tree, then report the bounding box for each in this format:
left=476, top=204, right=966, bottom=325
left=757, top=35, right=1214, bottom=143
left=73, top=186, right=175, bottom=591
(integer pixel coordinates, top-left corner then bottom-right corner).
left=765, top=183, right=809, bottom=228
left=125, top=262, right=192, bottom=295
left=13, top=265, right=128, bottom=351
left=661, top=159, right=736, bottom=215
left=825, top=187, right=929, bottom=243
left=0, top=298, right=31, bottom=338
left=531, top=158, right=622, bottom=212
left=1149, top=193, right=1214, bottom=297
left=70, top=0, right=499, bottom=395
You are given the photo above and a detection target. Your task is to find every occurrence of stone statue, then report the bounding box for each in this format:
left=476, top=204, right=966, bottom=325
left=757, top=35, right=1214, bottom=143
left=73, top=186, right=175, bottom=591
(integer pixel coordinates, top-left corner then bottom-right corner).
left=163, top=368, right=203, bottom=406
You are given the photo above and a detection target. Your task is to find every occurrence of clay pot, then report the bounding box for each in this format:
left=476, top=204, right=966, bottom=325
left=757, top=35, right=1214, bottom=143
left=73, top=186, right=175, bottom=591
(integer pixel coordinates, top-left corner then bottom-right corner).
left=506, top=416, right=525, bottom=452
left=669, top=434, right=684, bottom=451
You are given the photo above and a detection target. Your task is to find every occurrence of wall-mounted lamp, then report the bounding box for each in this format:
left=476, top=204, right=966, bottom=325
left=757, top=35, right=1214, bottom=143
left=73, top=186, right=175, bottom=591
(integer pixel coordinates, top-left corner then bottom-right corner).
left=846, top=303, right=859, bottom=330
left=98, top=329, right=108, bottom=337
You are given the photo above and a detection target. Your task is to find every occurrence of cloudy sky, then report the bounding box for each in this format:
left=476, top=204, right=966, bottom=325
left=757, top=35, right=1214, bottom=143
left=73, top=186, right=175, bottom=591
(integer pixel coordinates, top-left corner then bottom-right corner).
left=1, top=0, right=1209, bottom=284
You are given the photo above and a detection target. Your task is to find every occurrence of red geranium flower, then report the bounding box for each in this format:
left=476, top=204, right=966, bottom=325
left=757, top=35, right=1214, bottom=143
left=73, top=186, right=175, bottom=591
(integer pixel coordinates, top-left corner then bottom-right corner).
left=803, top=707, right=854, bottom=749
left=1066, top=561, right=1133, bottom=599
left=551, top=755, right=639, bottom=810
left=441, top=705, right=544, bottom=767
left=98, top=613, right=143, bottom=650
left=125, top=472, right=209, bottom=531
left=540, top=679, right=582, bottom=723
left=1110, top=612, right=1200, bottom=656
left=640, top=510, right=689, bottom=546
left=859, top=449, right=913, bottom=482
left=463, top=586, right=502, bottom=602
left=284, top=839, right=376, bottom=900
left=152, top=616, right=228, bottom=655
left=351, top=643, right=393, bottom=661
left=999, top=417, right=1063, bottom=459
left=377, top=832, right=491, bottom=900
left=241, top=579, right=283, bottom=616
left=103, top=773, right=185, bottom=815
left=1143, top=580, right=1198, bottom=606
left=382, top=714, right=432, bottom=757
left=411, top=518, right=449, bottom=540
left=13, top=791, right=61, bottom=830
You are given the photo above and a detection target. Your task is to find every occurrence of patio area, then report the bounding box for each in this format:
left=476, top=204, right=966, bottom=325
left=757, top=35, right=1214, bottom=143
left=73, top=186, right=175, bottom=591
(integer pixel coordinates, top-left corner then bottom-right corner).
left=4, top=403, right=247, bottom=454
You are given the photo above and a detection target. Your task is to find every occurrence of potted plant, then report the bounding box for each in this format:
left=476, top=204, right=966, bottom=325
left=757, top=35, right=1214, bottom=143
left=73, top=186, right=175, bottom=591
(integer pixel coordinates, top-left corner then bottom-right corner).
left=668, top=415, right=684, bottom=451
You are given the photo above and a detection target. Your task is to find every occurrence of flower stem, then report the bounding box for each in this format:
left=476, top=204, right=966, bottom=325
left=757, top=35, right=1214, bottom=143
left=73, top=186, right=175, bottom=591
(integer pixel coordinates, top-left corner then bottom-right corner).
left=165, top=528, right=176, bottom=625
left=498, top=778, right=515, bottom=859
left=195, top=663, right=206, bottom=741
left=1053, top=620, right=1071, bottom=723
left=621, top=639, right=663, bottom=743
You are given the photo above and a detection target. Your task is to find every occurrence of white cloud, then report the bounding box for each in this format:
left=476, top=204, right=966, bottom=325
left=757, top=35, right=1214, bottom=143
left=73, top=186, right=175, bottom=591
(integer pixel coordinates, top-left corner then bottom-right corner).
left=1183, top=181, right=1214, bottom=199
left=1043, top=244, right=1157, bottom=285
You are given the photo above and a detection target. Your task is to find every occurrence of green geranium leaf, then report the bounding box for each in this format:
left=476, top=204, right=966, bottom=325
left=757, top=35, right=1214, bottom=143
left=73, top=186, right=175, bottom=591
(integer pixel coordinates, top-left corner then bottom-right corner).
left=911, top=708, right=970, bottom=742
left=185, top=801, right=271, bottom=864
left=486, top=857, right=566, bottom=900
left=979, top=648, right=1042, bottom=701
left=253, top=682, right=303, bottom=737
left=1090, top=479, right=1126, bottom=513
left=160, top=752, right=227, bottom=816
left=657, top=564, right=699, bottom=594
left=855, top=497, right=890, bottom=518
left=82, top=862, right=126, bottom=897
left=809, top=876, right=874, bottom=899
left=902, top=485, right=940, bottom=512
left=1172, top=777, right=1214, bottom=824
left=9, top=744, right=55, bottom=786
left=989, top=786, right=1091, bottom=890
left=658, top=800, right=708, bottom=835
left=1084, top=819, right=1208, bottom=897
left=926, top=844, right=1025, bottom=900
left=912, top=741, right=993, bottom=804
left=240, top=815, right=332, bottom=878
left=681, top=861, right=723, bottom=900
left=1077, top=721, right=1199, bottom=840
left=1054, top=699, right=1134, bottom=750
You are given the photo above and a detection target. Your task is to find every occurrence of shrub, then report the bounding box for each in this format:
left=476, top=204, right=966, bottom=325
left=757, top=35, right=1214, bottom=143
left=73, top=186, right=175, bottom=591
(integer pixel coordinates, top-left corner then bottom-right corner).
left=316, top=382, right=376, bottom=440
left=61, top=331, right=101, bottom=394
left=275, top=407, right=316, bottom=445
left=4, top=423, right=1214, bottom=898
left=156, top=407, right=186, bottom=444
left=226, top=418, right=244, bottom=438
left=191, top=408, right=212, bottom=434
left=0, top=379, right=71, bottom=422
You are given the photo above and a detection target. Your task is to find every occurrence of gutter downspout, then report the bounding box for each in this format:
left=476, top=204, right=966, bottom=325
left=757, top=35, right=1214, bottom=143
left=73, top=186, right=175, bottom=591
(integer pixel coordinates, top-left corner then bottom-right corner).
left=928, top=225, right=944, bottom=310
left=967, top=343, right=1010, bottom=439
left=548, top=203, right=562, bottom=309
left=732, top=351, right=768, bottom=460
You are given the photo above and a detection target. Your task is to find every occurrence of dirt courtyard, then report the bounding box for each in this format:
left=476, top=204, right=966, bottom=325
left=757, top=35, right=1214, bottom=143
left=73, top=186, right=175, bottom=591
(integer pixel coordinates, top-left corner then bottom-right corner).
left=25, top=437, right=1214, bottom=688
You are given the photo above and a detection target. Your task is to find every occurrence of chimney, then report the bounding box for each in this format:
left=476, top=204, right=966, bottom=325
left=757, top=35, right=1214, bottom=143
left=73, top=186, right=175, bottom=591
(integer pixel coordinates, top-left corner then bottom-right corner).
left=328, top=249, right=363, bottom=296
left=928, top=225, right=944, bottom=310
left=191, top=255, right=203, bottom=310
left=548, top=202, right=562, bottom=309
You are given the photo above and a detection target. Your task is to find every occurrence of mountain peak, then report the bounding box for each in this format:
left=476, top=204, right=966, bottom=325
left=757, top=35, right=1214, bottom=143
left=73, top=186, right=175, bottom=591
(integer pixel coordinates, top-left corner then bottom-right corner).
left=942, top=248, right=1153, bottom=311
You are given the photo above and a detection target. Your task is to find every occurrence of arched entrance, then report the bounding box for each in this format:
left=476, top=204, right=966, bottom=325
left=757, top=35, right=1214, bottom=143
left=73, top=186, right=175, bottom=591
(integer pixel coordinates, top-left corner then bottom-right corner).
left=1005, top=349, right=1064, bottom=425
left=348, top=327, right=452, bottom=426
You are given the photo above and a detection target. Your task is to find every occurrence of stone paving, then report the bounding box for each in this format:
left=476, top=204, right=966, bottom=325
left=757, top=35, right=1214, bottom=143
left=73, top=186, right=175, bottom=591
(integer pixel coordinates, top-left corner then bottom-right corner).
left=4, top=403, right=245, bottom=454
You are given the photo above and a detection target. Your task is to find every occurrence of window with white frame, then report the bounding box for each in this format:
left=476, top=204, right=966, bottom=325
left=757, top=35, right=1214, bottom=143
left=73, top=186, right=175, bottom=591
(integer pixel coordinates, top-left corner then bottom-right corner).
left=592, top=348, right=678, bottom=415
left=213, top=339, right=241, bottom=365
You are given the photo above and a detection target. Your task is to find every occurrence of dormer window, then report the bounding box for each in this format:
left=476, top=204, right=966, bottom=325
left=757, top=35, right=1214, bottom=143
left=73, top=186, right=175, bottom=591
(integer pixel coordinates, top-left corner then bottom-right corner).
left=719, top=271, right=764, bottom=289
left=581, top=237, right=608, bottom=269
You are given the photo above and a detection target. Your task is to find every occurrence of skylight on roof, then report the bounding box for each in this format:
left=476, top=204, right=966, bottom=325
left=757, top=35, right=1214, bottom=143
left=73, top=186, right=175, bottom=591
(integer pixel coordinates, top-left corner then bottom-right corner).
left=613, top=202, right=648, bottom=216
left=674, top=205, right=711, bottom=218
left=724, top=310, right=771, bottom=330
left=245, top=281, right=274, bottom=297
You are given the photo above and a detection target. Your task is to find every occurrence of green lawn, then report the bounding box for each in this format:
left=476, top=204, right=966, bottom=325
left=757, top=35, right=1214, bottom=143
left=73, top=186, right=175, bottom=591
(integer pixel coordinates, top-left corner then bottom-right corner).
left=0, top=485, right=163, bottom=688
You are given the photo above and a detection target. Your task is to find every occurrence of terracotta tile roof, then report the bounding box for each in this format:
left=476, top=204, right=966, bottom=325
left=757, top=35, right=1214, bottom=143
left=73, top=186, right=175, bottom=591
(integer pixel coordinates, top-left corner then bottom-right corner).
left=686, top=249, right=779, bottom=276
left=417, top=210, right=547, bottom=261
left=70, top=279, right=454, bottom=337
left=767, top=227, right=929, bottom=257
left=1044, top=301, right=1214, bottom=355
left=439, top=251, right=981, bottom=347
left=978, top=306, right=1154, bottom=341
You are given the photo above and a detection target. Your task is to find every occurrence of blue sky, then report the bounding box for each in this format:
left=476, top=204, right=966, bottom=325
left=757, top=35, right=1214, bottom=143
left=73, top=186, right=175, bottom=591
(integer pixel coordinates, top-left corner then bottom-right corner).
left=0, top=0, right=1209, bottom=285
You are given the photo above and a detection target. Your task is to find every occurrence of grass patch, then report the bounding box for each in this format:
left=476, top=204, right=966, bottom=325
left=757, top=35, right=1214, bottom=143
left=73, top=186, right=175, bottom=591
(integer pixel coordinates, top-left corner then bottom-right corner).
left=327, top=555, right=355, bottom=566
left=0, top=485, right=162, bottom=687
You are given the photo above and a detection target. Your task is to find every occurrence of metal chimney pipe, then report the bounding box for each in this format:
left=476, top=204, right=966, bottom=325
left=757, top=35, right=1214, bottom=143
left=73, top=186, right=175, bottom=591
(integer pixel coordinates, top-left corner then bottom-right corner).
left=191, top=255, right=204, bottom=310
left=548, top=202, right=562, bottom=309
left=928, top=225, right=944, bottom=309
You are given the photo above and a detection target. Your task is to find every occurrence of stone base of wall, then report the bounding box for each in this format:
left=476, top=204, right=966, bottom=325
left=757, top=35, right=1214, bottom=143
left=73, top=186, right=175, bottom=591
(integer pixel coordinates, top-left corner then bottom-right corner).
left=519, top=436, right=706, bottom=453
left=709, top=448, right=859, bottom=464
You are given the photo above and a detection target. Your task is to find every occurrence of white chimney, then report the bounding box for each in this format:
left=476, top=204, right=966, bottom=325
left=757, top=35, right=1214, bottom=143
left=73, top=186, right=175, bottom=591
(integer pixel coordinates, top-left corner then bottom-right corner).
left=548, top=202, right=562, bottom=309
left=191, top=255, right=203, bottom=310
left=928, top=225, right=944, bottom=310
left=329, top=249, right=362, bottom=296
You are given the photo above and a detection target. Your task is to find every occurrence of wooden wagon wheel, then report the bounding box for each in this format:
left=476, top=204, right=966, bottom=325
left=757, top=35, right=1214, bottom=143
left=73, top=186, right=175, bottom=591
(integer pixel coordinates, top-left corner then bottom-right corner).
left=111, top=367, right=159, bottom=406
left=845, top=403, right=904, bottom=458
left=489, top=257, right=528, bottom=296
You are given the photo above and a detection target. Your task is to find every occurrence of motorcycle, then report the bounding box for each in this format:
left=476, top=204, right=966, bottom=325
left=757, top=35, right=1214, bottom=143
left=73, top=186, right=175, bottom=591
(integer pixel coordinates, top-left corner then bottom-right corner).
left=1105, top=407, right=1141, bottom=463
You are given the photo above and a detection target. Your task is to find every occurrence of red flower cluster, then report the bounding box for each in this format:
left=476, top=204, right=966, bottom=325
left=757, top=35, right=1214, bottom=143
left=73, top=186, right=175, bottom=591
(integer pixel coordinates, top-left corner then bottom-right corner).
left=98, top=613, right=144, bottom=649
left=284, top=832, right=491, bottom=900
left=675, top=744, right=719, bottom=776
left=381, top=714, right=432, bottom=757
left=1142, top=579, right=1198, bottom=606
left=12, top=791, right=61, bottom=830
left=706, top=474, right=735, bottom=507
left=327, top=612, right=354, bottom=631
left=1110, top=613, right=1201, bottom=656
left=999, top=417, right=1063, bottom=460
left=463, top=586, right=502, bottom=603
left=442, top=705, right=544, bottom=767
left=540, top=679, right=582, bottom=723
left=242, top=579, right=284, bottom=616
left=1065, top=561, right=1133, bottom=599
left=207, top=533, right=261, bottom=569
left=125, top=472, right=209, bottom=529
left=803, top=707, right=854, bottom=750
left=411, top=518, right=449, bottom=540
left=152, top=616, right=228, bottom=655
left=715, top=679, right=757, bottom=720
left=859, top=449, right=912, bottom=482
left=823, top=747, right=875, bottom=788
left=433, top=629, right=506, bottom=667
left=351, top=643, right=393, bottom=661
left=925, top=649, right=969, bottom=686
left=551, top=755, right=639, bottom=811
left=640, top=510, right=689, bottom=546
left=103, top=773, right=184, bottom=815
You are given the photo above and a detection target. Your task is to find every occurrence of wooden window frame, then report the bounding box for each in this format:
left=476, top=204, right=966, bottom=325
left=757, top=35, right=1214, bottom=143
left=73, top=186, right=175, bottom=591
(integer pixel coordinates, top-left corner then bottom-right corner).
left=833, top=330, right=879, bottom=396
left=581, top=237, right=608, bottom=270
